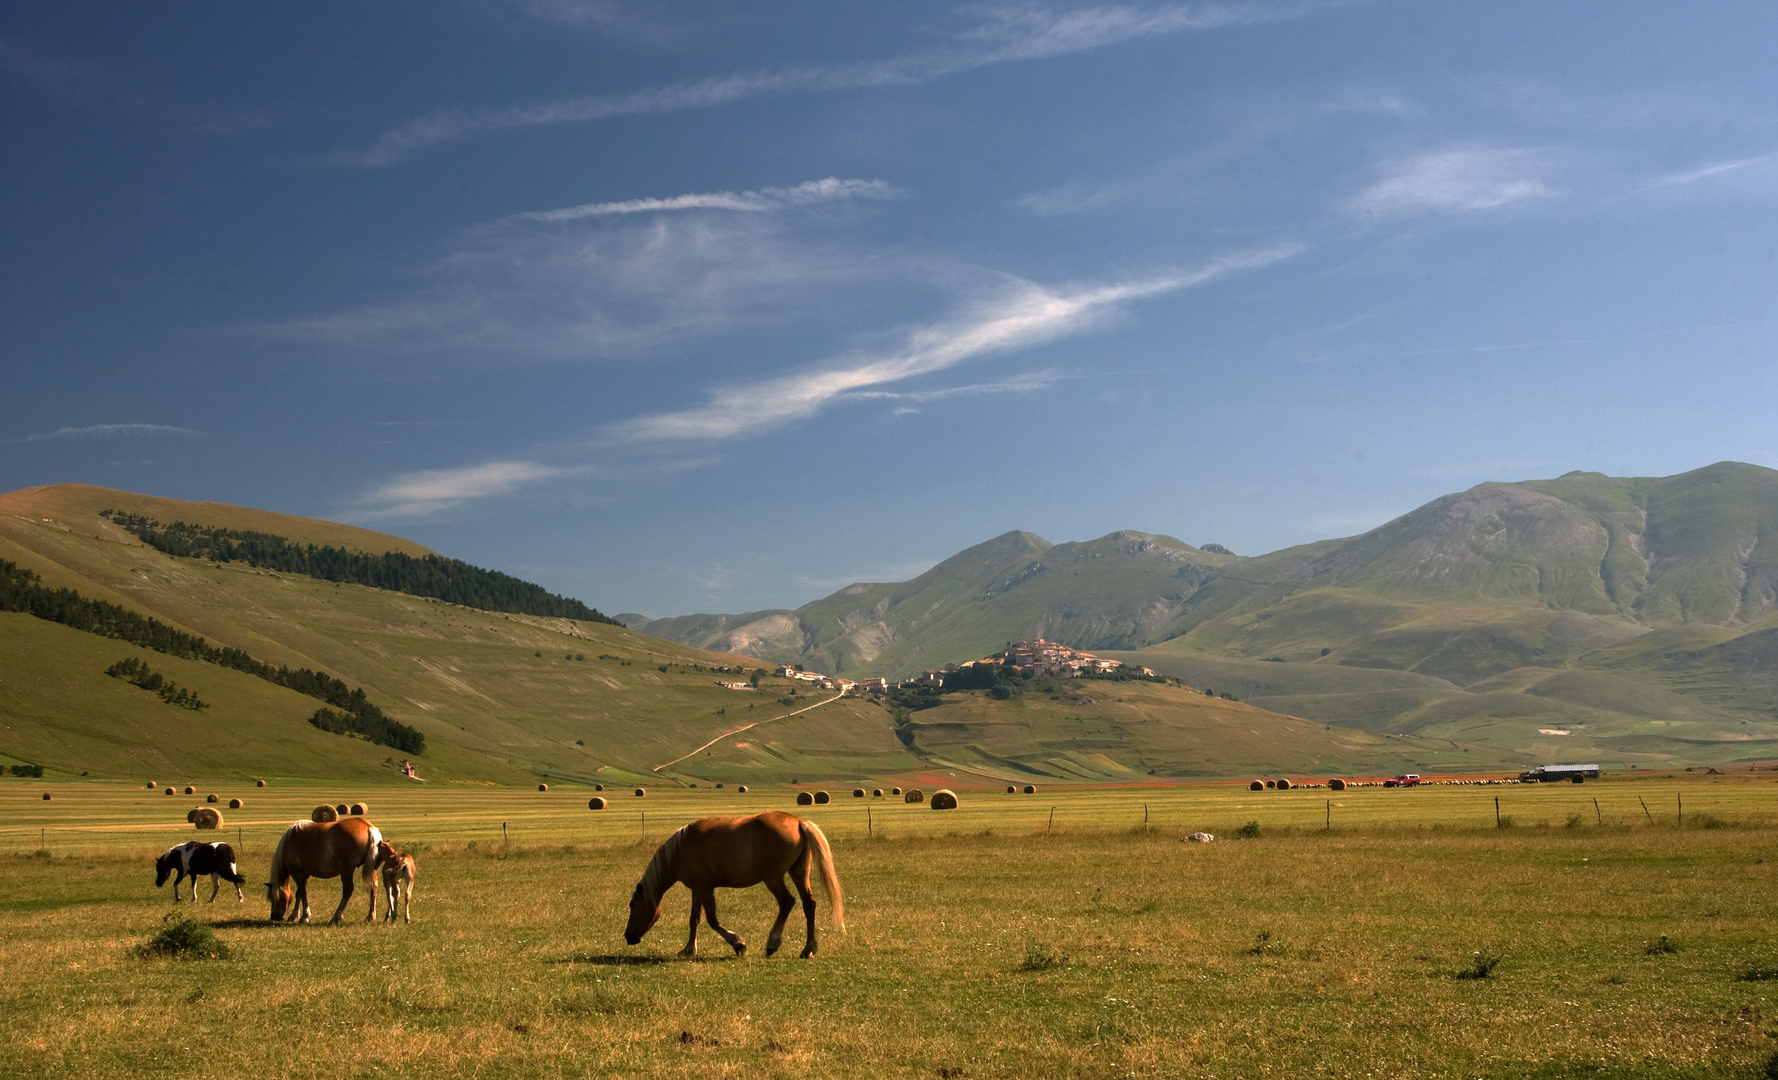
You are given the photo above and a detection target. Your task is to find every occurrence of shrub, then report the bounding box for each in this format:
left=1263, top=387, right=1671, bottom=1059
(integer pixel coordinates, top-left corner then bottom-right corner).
left=1235, top=820, right=1261, bottom=838
left=1740, top=965, right=1778, bottom=982
left=1457, top=952, right=1501, bottom=979
left=1019, top=941, right=1065, bottom=971
left=1645, top=936, right=1678, bottom=955
left=1565, top=812, right=1584, bottom=828
left=141, top=915, right=230, bottom=960
left=1246, top=930, right=1281, bottom=956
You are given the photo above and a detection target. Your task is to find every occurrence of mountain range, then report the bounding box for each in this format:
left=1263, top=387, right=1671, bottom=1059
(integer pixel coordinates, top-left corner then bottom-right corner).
left=625, top=462, right=1778, bottom=766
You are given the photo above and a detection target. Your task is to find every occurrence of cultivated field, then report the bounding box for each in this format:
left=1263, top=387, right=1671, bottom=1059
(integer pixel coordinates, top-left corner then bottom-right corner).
left=5, top=775, right=1778, bottom=1078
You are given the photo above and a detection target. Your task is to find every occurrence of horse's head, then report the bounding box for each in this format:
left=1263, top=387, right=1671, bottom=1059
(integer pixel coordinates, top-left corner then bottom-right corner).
left=266, top=881, right=292, bottom=921
left=624, top=881, right=660, bottom=945
left=374, top=840, right=396, bottom=866
left=154, top=852, right=173, bottom=887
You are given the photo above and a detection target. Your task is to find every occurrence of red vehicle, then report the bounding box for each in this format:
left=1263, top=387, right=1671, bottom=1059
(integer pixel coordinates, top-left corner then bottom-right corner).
left=1382, top=773, right=1421, bottom=788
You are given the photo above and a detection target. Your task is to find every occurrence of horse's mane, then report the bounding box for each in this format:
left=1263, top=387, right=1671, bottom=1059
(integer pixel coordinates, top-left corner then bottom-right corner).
left=636, top=826, right=686, bottom=906
left=268, top=820, right=309, bottom=884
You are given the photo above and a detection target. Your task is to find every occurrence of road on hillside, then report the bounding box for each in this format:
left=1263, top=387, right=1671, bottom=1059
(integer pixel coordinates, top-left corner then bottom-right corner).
left=651, top=693, right=846, bottom=773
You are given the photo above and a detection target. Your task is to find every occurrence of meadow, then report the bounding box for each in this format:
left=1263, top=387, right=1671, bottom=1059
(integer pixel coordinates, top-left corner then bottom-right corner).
left=5, top=774, right=1778, bottom=1078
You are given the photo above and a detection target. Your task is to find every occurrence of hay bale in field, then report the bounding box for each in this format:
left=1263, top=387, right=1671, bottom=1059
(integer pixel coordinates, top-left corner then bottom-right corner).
left=537, top=783, right=549, bottom=792
left=1006, top=785, right=1016, bottom=794
left=853, top=788, right=865, bottom=798
left=1276, top=778, right=1292, bottom=791
left=1023, top=785, right=1037, bottom=794
left=634, top=787, right=646, bottom=797
left=193, top=807, right=222, bottom=829
left=929, top=789, right=958, bottom=810
left=206, top=793, right=219, bottom=803
left=1328, top=778, right=1346, bottom=792
left=588, top=797, right=607, bottom=810
left=42, top=792, right=52, bottom=801
left=796, top=791, right=814, bottom=806
left=145, top=781, right=157, bottom=789
left=873, top=788, right=883, bottom=797
left=738, top=785, right=749, bottom=793
left=184, top=785, right=196, bottom=795
left=1264, top=780, right=1275, bottom=789
left=256, top=779, right=266, bottom=787
left=228, top=798, right=243, bottom=809
left=814, top=791, right=830, bottom=804
left=187, top=808, right=200, bottom=822
left=350, top=802, right=368, bottom=816
left=1249, top=780, right=1264, bottom=791
left=334, top=803, right=349, bottom=816
left=904, top=788, right=923, bottom=803
left=594, top=783, right=604, bottom=791
left=165, top=787, right=176, bottom=795
left=892, top=786, right=903, bottom=796
left=311, top=804, right=339, bottom=823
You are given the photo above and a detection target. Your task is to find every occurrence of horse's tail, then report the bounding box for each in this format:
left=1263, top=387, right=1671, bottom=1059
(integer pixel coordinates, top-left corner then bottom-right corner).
left=362, top=825, right=384, bottom=884
left=801, top=821, right=844, bottom=933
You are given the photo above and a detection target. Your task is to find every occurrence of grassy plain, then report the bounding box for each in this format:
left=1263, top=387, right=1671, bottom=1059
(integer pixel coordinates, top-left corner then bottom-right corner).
left=6, top=775, right=1778, bottom=1078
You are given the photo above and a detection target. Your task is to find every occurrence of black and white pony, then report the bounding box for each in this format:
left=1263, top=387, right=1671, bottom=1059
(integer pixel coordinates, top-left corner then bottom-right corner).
left=155, top=841, right=246, bottom=902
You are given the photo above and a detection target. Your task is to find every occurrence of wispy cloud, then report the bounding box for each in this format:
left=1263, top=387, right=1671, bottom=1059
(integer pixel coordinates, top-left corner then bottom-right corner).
left=1351, top=148, right=1550, bottom=219
left=352, top=460, right=577, bottom=518
left=12, top=423, right=201, bottom=443
left=609, top=245, right=1299, bottom=442
left=842, top=369, right=1061, bottom=402
left=343, top=2, right=1331, bottom=165
left=1628, top=151, right=1778, bottom=196
left=515, top=177, right=899, bottom=223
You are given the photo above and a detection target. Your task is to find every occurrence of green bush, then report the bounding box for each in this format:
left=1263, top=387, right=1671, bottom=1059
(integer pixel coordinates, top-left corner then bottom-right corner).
left=1235, top=820, right=1262, bottom=839
left=140, top=915, right=230, bottom=960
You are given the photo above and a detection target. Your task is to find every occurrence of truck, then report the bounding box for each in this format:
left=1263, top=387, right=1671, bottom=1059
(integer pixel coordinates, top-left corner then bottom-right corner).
left=1382, top=773, right=1421, bottom=788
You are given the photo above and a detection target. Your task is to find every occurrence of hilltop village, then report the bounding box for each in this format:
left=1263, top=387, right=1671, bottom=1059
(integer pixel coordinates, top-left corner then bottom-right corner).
left=759, top=639, right=1155, bottom=697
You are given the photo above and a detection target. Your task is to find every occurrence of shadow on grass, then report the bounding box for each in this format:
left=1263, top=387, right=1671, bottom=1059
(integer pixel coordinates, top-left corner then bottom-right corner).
left=548, top=954, right=674, bottom=966
left=207, top=918, right=290, bottom=930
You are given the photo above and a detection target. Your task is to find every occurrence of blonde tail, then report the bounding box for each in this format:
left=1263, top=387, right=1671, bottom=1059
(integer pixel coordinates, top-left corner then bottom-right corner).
left=363, top=826, right=384, bottom=885
left=803, top=822, right=844, bottom=933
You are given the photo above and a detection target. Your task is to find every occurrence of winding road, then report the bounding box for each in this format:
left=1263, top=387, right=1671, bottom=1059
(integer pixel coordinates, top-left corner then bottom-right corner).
left=651, top=693, right=845, bottom=773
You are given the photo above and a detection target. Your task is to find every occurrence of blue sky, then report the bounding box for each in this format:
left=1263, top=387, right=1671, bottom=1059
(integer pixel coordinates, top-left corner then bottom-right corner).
left=3, top=1, right=1775, bottom=617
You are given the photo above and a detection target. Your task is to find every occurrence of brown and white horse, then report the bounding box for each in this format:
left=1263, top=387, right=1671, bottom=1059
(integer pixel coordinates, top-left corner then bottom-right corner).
left=265, top=818, right=382, bottom=925
left=624, top=810, right=843, bottom=959
left=372, top=840, right=416, bottom=923
left=155, top=841, right=246, bottom=902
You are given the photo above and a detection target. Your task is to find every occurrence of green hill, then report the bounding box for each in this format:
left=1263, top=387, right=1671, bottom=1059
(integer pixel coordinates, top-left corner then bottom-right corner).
left=2, top=484, right=1446, bottom=785
left=635, top=462, right=1778, bottom=768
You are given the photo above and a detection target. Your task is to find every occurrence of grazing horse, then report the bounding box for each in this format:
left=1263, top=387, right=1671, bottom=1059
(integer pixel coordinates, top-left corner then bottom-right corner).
left=372, top=840, right=416, bottom=924
left=155, top=841, right=246, bottom=902
left=624, top=810, right=843, bottom=959
left=265, top=817, right=382, bottom=925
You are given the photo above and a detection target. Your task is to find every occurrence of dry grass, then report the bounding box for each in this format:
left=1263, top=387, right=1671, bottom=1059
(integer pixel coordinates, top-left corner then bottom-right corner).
left=3, top=776, right=1778, bottom=1077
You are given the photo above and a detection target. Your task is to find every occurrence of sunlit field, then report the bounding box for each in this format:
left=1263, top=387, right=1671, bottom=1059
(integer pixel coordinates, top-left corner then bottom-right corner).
left=5, top=774, right=1778, bottom=1078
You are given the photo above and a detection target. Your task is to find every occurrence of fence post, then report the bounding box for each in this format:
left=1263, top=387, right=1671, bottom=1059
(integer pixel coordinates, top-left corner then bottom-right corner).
left=1677, top=793, right=1682, bottom=827
left=1638, top=796, right=1654, bottom=824
left=868, top=806, right=872, bottom=837
left=1495, top=796, right=1501, bottom=829
left=1047, top=807, right=1055, bottom=835
left=502, top=821, right=509, bottom=853
left=1326, top=799, right=1331, bottom=830
left=1593, top=797, right=1601, bottom=826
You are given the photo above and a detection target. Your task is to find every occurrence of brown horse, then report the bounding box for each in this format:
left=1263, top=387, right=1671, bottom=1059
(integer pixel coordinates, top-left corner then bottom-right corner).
left=624, top=810, right=843, bottom=959
left=265, top=818, right=382, bottom=925
left=372, top=840, right=417, bottom=924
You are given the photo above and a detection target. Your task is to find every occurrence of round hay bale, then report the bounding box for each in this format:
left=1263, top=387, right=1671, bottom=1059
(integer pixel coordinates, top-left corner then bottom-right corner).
left=737, top=785, right=749, bottom=793
left=873, top=788, right=884, bottom=797
left=1264, top=780, right=1275, bottom=789
left=1006, top=785, right=1017, bottom=794
left=350, top=802, right=368, bottom=816
left=892, top=786, right=903, bottom=796
left=187, top=808, right=200, bottom=823
left=814, top=791, right=830, bottom=804
left=193, top=807, right=223, bottom=830
left=311, top=804, right=339, bottom=823
left=145, top=781, right=157, bottom=789
left=256, top=779, right=266, bottom=787
left=1328, top=778, right=1346, bottom=792
left=228, top=798, right=243, bottom=809
left=853, top=788, right=865, bottom=798
left=1249, top=780, right=1264, bottom=791
left=165, top=787, right=176, bottom=795
left=537, top=783, right=549, bottom=792
left=588, top=797, right=608, bottom=810
left=1276, top=778, right=1292, bottom=791
left=930, top=789, right=958, bottom=810
left=334, top=803, right=348, bottom=816
left=184, top=785, right=196, bottom=795
left=796, top=791, right=814, bottom=806
left=206, top=793, right=220, bottom=803
left=634, top=787, right=646, bottom=797
left=1023, top=784, right=1037, bottom=794
left=904, top=788, right=923, bottom=803
left=594, top=783, right=604, bottom=791
left=41, top=792, right=52, bottom=801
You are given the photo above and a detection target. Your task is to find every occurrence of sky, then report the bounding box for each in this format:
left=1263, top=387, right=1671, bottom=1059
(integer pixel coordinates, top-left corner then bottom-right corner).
left=3, top=2, right=1775, bottom=618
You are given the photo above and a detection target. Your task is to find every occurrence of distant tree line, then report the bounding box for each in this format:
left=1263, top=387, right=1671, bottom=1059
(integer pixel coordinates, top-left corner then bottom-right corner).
left=308, top=707, right=425, bottom=755
left=106, top=656, right=208, bottom=710
left=7, top=764, right=43, bottom=778
left=103, top=512, right=621, bottom=625
left=0, top=558, right=423, bottom=754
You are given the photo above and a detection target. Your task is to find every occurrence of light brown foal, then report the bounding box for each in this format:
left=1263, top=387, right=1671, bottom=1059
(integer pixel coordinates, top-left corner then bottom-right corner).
left=373, top=840, right=416, bottom=923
